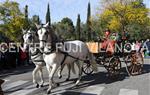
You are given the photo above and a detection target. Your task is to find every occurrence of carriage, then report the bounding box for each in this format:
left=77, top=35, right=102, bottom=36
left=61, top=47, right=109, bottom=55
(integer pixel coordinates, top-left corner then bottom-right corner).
left=82, top=34, right=144, bottom=77
left=22, top=24, right=144, bottom=94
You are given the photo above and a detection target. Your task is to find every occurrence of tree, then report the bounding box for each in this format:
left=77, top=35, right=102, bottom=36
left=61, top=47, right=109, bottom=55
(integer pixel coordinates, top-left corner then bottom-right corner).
left=25, top=5, right=28, bottom=19
left=46, top=3, right=51, bottom=26
left=24, top=5, right=30, bottom=29
left=30, top=15, right=41, bottom=31
left=37, top=16, right=40, bottom=24
left=91, top=18, right=104, bottom=40
left=53, top=17, right=75, bottom=40
left=0, top=0, right=27, bottom=42
left=76, top=14, right=81, bottom=40
left=96, top=0, right=150, bottom=40
left=86, top=2, right=92, bottom=41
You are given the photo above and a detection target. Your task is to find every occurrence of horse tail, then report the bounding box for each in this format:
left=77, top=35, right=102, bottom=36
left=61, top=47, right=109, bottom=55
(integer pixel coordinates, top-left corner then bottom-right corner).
left=71, top=63, right=76, bottom=74
left=89, top=53, right=98, bottom=72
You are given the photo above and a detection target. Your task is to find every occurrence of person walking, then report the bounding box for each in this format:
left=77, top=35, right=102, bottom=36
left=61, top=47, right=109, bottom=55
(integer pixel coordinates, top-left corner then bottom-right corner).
left=20, top=48, right=28, bottom=66
left=145, top=39, right=150, bottom=56
left=135, top=40, right=141, bottom=52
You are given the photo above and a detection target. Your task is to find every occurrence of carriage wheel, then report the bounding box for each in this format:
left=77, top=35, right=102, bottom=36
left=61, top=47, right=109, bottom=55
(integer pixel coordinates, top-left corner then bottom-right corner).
left=127, top=53, right=144, bottom=76
left=82, top=61, right=94, bottom=75
left=124, top=55, right=132, bottom=76
left=128, top=64, right=143, bottom=75
left=108, top=56, right=121, bottom=76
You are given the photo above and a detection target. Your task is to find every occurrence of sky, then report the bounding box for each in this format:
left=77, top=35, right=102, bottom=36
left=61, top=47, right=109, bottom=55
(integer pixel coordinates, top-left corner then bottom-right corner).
left=0, top=0, right=150, bottom=25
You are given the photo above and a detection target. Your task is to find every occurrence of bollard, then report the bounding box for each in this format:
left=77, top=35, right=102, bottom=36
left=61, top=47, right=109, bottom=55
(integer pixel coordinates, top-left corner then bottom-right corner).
left=0, top=79, right=5, bottom=95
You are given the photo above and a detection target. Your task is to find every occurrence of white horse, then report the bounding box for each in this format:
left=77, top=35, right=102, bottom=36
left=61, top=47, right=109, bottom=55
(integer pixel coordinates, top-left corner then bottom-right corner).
left=22, top=29, right=75, bottom=87
left=57, top=60, right=76, bottom=81
left=22, top=29, right=45, bottom=88
left=35, top=23, right=97, bottom=94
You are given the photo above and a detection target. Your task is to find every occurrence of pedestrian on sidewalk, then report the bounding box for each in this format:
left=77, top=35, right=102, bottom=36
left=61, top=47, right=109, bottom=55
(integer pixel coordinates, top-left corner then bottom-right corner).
left=135, top=40, right=141, bottom=52
left=20, top=47, right=28, bottom=66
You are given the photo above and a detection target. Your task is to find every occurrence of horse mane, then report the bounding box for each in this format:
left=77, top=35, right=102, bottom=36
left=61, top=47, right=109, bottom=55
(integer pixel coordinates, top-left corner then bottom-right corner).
left=47, top=27, right=61, bottom=50
left=31, top=30, right=39, bottom=43
left=48, top=27, right=60, bottom=42
left=34, top=33, right=39, bottom=43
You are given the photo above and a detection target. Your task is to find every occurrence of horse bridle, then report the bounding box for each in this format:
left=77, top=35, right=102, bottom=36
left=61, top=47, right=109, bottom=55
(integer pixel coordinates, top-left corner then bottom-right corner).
left=40, top=39, right=47, bottom=43
left=23, top=31, right=33, bottom=44
left=38, top=26, right=49, bottom=43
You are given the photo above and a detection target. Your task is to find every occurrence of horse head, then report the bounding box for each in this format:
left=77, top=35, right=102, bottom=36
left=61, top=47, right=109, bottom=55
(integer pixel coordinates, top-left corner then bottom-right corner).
left=22, top=28, right=35, bottom=51
left=35, top=22, right=59, bottom=50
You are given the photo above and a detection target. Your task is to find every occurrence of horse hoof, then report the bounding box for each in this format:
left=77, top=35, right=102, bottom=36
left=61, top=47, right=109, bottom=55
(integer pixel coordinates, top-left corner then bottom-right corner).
left=59, top=75, right=62, bottom=79
left=47, top=90, right=51, bottom=94
left=65, top=78, right=69, bottom=81
left=56, top=83, right=60, bottom=87
left=36, top=84, right=39, bottom=88
left=75, top=80, right=80, bottom=85
left=40, top=84, right=44, bottom=88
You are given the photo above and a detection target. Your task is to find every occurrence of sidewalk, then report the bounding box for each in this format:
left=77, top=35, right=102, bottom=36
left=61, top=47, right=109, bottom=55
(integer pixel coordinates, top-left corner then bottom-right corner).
left=0, top=65, right=35, bottom=78
left=144, top=58, right=150, bottom=64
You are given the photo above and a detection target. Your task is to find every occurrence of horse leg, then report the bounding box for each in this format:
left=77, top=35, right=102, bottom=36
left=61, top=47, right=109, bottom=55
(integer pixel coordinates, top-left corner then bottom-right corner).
left=66, top=64, right=71, bottom=81
left=47, top=64, right=58, bottom=94
left=75, top=61, right=82, bottom=85
left=57, top=63, right=65, bottom=79
left=38, top=66, right=44, bottom=87
left=46, top=63, right=51, bottom=73
left=32, top=65, right=40, bottom=88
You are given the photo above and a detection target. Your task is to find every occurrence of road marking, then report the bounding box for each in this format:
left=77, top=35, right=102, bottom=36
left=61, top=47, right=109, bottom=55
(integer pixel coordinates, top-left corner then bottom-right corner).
left=80, top=85, right=105, bottom=95
left=3, top=80, right=29, bottom=91
left=119, top=88, right=138, bottom=95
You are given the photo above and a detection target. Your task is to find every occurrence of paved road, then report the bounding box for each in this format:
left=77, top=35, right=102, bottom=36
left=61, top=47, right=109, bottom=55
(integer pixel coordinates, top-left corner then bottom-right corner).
left=1, top=59, right=150, bottom=95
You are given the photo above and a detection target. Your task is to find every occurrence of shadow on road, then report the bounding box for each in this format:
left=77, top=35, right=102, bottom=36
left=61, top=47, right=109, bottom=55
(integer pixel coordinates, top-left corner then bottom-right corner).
left=142, top=64, right=150, bottom=74
left=0, top=65, right=35, bottom=78
left=67, top=64, right=150, bottom=91
left=61, top=91, right=96, bottom=95
left=1, top=63, right=150, bottom=95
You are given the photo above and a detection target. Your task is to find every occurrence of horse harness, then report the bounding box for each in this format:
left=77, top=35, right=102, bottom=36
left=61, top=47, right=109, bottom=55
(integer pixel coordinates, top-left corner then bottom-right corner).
left=30, top=48, right=45, bottom=63
left=38, top=26, right=88, bottom=66
left=43, top=47, right=88, bottom=66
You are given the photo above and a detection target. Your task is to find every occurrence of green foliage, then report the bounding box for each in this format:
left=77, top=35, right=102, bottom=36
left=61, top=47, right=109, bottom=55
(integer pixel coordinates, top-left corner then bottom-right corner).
left=76, top=14, right=81, bottom=40
left=46, top=3, right=51, bottom=26
left=25, top=5, right=28, bottom=19
left=0, top=0, right=27, bottom=42
left=95, top=0, right=150, bottom=40
left=24, top=5, right=30, bottom=29
left=79, top=23, right=87, bottom=41
left=52, top=17, right=75, bottom=40
left=91, top=18, right=104, bottom=40
left=0, top=0, right=42, bottom=42
left=86, top=2, right=92, bottom=41
left=1, top=0, right=149, bottom=42
left=30, top=15, right=41, bottom=31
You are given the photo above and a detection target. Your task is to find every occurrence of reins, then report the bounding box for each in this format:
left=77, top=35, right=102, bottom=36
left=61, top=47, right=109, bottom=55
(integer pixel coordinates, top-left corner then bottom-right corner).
left=38, top=26, right=89, bottom=65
